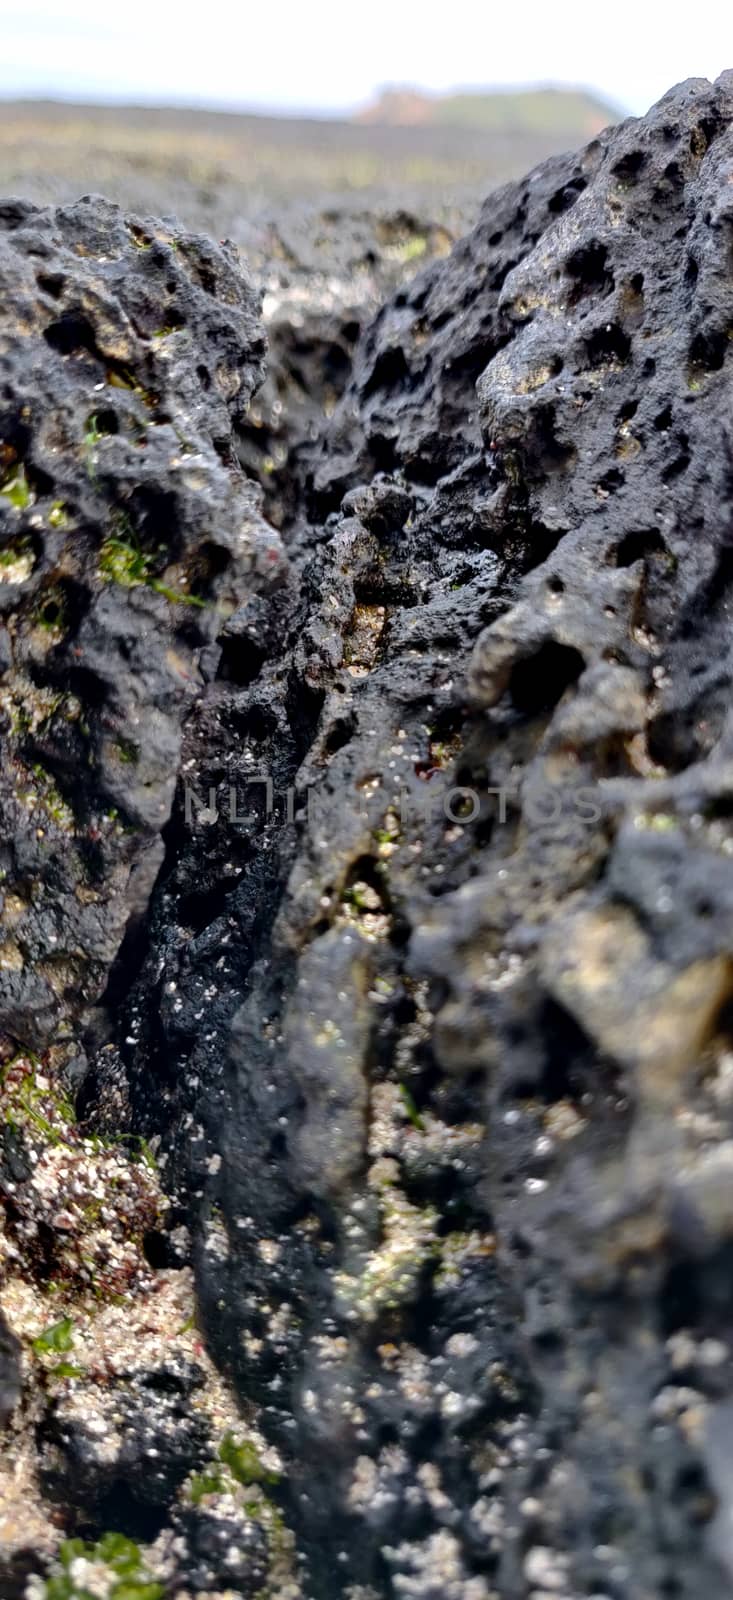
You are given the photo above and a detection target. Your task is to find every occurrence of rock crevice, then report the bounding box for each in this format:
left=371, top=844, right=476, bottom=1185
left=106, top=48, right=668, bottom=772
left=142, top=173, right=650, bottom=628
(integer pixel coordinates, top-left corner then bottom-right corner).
left=4, top=72, right=733, bottom=1600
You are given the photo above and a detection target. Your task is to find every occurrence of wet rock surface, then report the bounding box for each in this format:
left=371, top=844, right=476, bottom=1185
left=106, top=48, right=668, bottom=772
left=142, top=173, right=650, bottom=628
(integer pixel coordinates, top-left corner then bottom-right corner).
left=5, top=69, right=733, bottom=1600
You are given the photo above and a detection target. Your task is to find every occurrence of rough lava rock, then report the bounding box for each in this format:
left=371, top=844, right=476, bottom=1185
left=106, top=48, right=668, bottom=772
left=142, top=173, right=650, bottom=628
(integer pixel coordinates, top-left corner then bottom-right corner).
left=0, top=196, right=289, bottom=1599
left=6, top=71, right=733, bottom=1600
left=0, top=195, right=284, bottom=1058
left=235, top=205, right=461, bottom=531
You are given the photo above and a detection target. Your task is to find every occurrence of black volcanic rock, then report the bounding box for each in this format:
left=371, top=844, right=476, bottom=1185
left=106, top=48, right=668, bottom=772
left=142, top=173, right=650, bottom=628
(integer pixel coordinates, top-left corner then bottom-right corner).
left=0, top=1306, right=21, bottom=1424
left=5, top=70, right=733, bottom=1600
left=235, top=205, right=463, bottom=531
left=0, top=196, right=285, bottom=1057
left=304, top=136, right=611, bottom=521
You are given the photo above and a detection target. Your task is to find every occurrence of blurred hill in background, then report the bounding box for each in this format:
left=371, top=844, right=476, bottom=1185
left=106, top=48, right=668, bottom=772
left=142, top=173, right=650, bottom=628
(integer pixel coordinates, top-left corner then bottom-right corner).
left=357, top=83, right=620, bottom=136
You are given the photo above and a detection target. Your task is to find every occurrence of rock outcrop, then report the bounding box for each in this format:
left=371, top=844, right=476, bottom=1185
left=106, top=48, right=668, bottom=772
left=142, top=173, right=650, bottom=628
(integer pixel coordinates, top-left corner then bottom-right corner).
left=0, top=195, right=284, bottom=1056
left=4, top=70, right=733, bottom=1600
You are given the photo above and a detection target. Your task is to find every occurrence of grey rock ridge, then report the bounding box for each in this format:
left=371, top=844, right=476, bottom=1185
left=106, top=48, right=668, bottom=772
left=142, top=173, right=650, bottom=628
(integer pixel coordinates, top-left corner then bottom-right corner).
left=3, top=69, right=733, bottom=1600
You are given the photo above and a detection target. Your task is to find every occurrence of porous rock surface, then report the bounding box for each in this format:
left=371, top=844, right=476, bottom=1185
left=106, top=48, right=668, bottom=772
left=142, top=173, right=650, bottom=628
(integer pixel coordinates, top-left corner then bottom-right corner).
left=0, top=194, right=282, bottom=1055
left=4, top=70, right=733, bottom=1600
left=0, top=196, right=290, bottom=1599
left=235, top=205, right=461, bottom=531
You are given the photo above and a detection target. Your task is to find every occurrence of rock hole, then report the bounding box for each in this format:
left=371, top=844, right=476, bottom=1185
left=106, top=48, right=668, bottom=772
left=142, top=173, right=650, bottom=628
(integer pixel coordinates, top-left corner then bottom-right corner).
left=230, top=702, right=277, bottom=743
left=44, top=312, right=101, bottom=358
left=612, top=149, right=647, bottom=183
left=127, top=485, right=179, bottom=555
left=362, top=345, right=410, bottom=400
left=36, top=271, right=65, bottom=300
left=217, top=635, right=266, bottom=687
left=90, top=407, right=118, bottom=436
left=659, top=1249, right=733, bottom=1334
left=508, top=640, right=585, bottom=714
left=403, top=450, right=453, bottom=488
left=614, top=528, right=667, bottom=567
left=565, top=238, right=614, bottom=302
left=530, top=405, right=576, bottom=475
left=286, top=674, right=326, bottom=763
left=548, top=176, right=587, bottom=214
left=368, top=432, right=398, bottom=476
left=584, top=321, right=631, bottom=368
left=178, top=876, right=242, bottom=935
left=688, top=327, right=728, bottom=377
left=143, top=1228, right=180, bottom=1269
left=323, top=713, right=356, bottom=757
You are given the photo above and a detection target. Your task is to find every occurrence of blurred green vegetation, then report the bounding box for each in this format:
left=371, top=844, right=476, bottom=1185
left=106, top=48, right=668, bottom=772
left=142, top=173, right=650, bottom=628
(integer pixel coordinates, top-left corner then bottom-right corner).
left=0, top=92, right=619, bottom=236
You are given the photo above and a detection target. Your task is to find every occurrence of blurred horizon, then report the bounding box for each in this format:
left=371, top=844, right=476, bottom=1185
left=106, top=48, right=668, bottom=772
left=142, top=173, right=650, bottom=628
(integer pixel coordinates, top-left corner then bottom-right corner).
left=0, top=80, right=626, bottom=124
left=0, top=0, right=729, bottom=256
left=0, top=0, right=730, bottom=122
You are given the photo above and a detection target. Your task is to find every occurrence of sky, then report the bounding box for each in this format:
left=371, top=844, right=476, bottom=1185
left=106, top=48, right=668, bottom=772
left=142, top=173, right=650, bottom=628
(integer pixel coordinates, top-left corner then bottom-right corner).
left=0, top=0, right=730, bottom=118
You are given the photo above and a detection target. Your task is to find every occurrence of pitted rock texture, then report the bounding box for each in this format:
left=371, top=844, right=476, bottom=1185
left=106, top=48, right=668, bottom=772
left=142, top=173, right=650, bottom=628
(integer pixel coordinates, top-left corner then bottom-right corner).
left=0, top=195, right=284, bottom=1057
left=0, top=199, right=292, bottom=1600
left=236, top=206, right=460, bottom=530
left=95, top=69, right=733, bottom=1600
left=6, top=71, right=733, bottom=1600
left=304, top=134, right=611, bottom=522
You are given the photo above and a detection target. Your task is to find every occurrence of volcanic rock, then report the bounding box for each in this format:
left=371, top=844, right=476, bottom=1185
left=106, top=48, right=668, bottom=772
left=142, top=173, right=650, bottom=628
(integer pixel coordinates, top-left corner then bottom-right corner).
left=0, top=195, right=284, bottom=1058
left=5, top=70, right=733, bottom=1600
